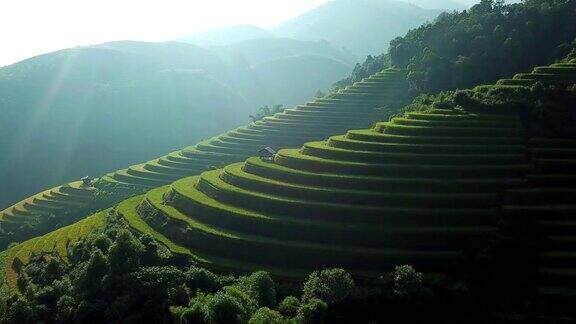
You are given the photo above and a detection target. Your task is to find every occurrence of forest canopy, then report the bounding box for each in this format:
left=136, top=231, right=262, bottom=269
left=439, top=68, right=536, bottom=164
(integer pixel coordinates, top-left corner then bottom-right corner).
left=334, top=0, right=576, bottom=93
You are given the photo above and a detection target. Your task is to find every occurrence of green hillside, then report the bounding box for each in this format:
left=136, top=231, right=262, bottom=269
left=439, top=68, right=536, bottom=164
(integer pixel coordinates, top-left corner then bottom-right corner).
left=0, top=39, right=356, bottom=211
left=4, top=59, right=574, bottom=285
left=335, top=0, right=576, bottom=93
left=104, top=59, right=576, bottom=298
left=1, top=58, right=575, bottom=323
left=0, top=68, right=410, bottom=249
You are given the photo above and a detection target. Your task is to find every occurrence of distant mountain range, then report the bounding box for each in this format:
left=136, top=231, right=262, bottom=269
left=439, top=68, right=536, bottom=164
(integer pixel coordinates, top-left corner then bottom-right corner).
left=0, top=0, right=445, bottom=208
left=182, top=0, right=443, bottom=58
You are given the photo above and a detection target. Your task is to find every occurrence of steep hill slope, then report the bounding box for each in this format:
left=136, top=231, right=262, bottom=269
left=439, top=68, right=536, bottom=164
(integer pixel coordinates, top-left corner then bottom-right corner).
left=0, top=39, right=356, bottom=210
left=336, top=0, right=576, bottom=92
left=103, top=59, right=576, bottom=300
left=0, top=69, right=410, bottom=249
left=3, top=59, right=574, bottom=289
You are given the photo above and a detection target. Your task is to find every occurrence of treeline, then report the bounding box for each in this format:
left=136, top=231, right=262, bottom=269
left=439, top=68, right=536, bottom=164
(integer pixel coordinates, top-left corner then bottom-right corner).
left=334, top=0, right=576, bottom=94
left=0, top=213, right=530, bottom=323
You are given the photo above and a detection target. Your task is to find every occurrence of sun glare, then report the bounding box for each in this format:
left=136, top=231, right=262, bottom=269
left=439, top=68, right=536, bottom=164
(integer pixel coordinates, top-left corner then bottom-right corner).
left=0, top=0, right=328, bottom=66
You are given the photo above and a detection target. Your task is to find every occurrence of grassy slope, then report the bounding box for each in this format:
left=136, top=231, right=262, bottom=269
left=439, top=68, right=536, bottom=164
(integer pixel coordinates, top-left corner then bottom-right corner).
left=0, top=210, right=109, bottom=295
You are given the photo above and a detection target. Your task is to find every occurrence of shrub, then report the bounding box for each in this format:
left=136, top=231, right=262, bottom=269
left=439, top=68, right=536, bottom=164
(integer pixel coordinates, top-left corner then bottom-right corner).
left=302, top=268, right=355, bottom=305
left=240, top=271, right=277, bottom=308
left=204, top=292, right=246, bottom=324
left=393, top=265, right=423, bottom=299
left=278, top=296, right=300, bottom=319
left=179, top=293, right=211, bottom=324
left=185, top=267, right=222, bottom=293
left=294, top=298, right=327, bottom=324
left=222, top=286, right=257, bottom=318
left=248, top=307, right=285, bottom=324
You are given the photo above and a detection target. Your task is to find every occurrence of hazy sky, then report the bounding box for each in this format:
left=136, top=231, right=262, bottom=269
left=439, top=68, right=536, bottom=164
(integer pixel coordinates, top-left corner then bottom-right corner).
left=0, top=0, right=329, bottom=67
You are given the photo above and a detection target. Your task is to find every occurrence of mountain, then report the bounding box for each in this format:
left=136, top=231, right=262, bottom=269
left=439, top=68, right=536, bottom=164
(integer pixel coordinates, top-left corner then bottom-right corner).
left=0, top=40, right=354, bottom=209
left=407, top=0, right=467, bottom=9
left=0, top=0, right=447, bottom=209
left=179, top=25, right=275, bottom=47
left=211, top=37, right=357, bottom=66
left=273, top=0, right=442, bottom=57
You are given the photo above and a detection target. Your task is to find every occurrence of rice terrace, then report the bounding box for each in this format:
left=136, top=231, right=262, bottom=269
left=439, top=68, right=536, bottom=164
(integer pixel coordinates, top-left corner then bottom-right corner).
left=0, top=0, right=576, bottom=322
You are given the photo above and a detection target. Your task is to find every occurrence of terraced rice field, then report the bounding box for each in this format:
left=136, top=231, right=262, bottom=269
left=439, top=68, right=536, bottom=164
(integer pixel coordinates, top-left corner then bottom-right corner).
left=0, top=181, right=96, bottom=235
left=115, top=108, right=529, bottom=277
left=497, top=59, right=576, bottom=87
left=502, top=133, right=576, bottom=298
left=113, top=59, right=576, bottom=291
left=0, top=68, right=410, bottom=246
left=100, top=68, right=410, bottom=190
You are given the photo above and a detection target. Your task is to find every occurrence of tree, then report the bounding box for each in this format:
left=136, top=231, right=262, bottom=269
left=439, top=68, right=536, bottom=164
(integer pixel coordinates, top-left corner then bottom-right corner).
left=302, top=268, right=355, bottom=305
left=204, top=292, right=245, bottom=324
left=393, top=265, right=423, bottom=298
left=240, top=271, right=276, bottom=308
left=278, top=296, right=300, bottom=319
left=77, top=249, right=108, bottom=295
left=248, top=307, right=285, bottom=324
left=294, top=298, right=327, bottom=324
left=107, top=229, right=145, bottom=275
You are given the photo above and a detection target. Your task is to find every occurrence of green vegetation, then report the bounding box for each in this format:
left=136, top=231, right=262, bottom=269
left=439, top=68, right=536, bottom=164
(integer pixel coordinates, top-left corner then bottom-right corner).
left=0, top=38, right=354, bottom=211
left=0, top=215, right=480, bottom=323
left=335, top=0, right=576, bottom=93
left=0, top=180, right=142, bottom=250
left=0, top=68, right=410, bottom=249
left=103, top=59, right=576, bottom=315
left=1, top=55, right=575, bottom=322
left=249, top=105, right=285, bottom=122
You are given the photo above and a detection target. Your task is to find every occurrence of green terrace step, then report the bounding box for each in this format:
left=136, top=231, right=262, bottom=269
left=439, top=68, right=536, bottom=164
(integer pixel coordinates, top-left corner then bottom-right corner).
left=345, top=129, right=525, bottom=145
left=514, top=73, right=576, bottom=83
left=117, top=195, right=309, bottom=278
left=302, top=141, right=527, bottom=165
left=156, top=157, right=209, bottom=172
left=533, top=66, right=576, bottom=74
left=391, top=117, right=521, bottom=128
left=127, top=164, right=182, bottom=181
left=203, top=169, right=498, bottom=210
left=282, top=108, right=380, bottom=118
left=242, top=158, right=526, bottom=193
left=496, top=79, right=536, bottom=86
left=147, top=186, right=467, bottom=272
left=166, top=177, right=496, bottom=249
left=375, top=122, right=524, bottom=137
left=144, top=160, right=201, bottom=176
left=274, top=148, right=533, bottom=178
left=113, top=169, right=168, bottom=188
left=99, top=67, right=409, bottom=190
left=327, top=135, right=527, bottom=154
left=404, top=112, right=519, bottom=121
left=551, top=63, right=576, bottom=67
